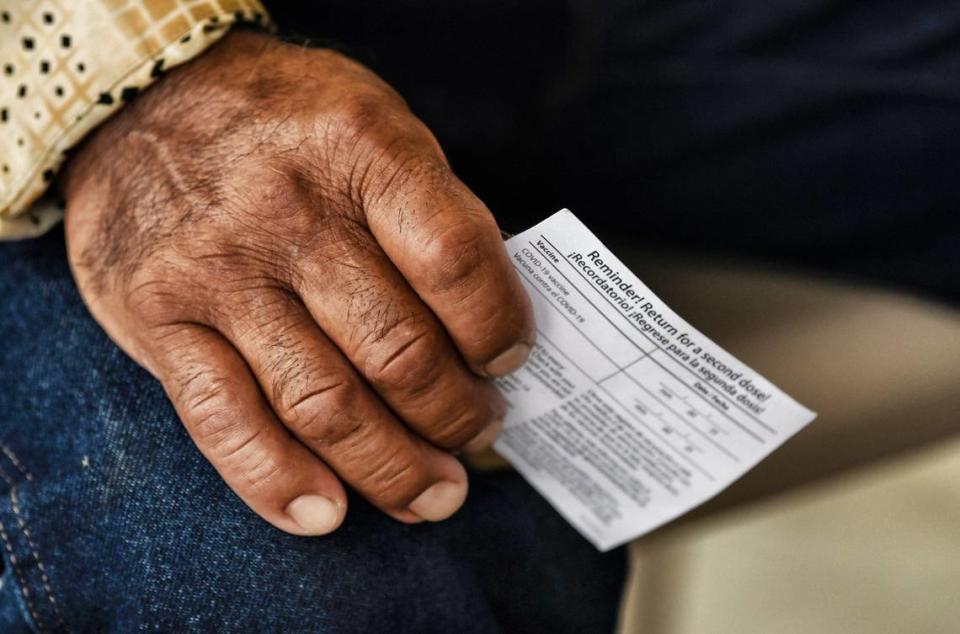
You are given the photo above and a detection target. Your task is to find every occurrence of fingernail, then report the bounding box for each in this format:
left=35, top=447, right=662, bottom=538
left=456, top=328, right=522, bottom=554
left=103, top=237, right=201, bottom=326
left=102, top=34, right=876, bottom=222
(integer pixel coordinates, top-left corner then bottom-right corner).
left=408, top=481, right=467, bottom=522
left=485, top=343, right=531, bottom=377
left=462, top=419, right=504, bottom=454
left=287, top=495, right=341, bottom=535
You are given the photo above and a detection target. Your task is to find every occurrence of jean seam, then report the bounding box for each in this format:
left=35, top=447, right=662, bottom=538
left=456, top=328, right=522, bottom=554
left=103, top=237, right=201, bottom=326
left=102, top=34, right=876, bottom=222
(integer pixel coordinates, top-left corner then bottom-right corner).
left=0, top=445, right=34, bottom=483
left=0, top=455, right=66, bottom=633
left=0, top=518, right=42, bottom=632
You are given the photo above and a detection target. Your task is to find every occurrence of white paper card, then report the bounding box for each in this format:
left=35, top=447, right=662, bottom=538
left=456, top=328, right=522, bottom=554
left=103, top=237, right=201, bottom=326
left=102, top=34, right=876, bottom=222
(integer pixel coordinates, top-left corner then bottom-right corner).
left=494, top=210, right=817, bottom=551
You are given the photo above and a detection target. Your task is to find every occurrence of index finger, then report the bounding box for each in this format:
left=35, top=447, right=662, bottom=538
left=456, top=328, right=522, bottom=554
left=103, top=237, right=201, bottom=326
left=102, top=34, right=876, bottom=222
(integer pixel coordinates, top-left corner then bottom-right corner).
left=364, top=157, right=535, bottom=377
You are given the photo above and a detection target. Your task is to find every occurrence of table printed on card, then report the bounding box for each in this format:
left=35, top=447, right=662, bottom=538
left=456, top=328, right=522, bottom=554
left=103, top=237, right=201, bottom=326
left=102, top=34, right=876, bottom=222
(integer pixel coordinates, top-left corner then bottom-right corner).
left=495, top=210, right=816, bottom=551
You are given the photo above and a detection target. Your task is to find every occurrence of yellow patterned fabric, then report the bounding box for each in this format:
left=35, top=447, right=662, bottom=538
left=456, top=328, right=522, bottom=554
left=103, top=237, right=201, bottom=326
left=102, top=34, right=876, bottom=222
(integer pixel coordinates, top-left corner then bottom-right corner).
left=0, top=0, right=271, bottom=239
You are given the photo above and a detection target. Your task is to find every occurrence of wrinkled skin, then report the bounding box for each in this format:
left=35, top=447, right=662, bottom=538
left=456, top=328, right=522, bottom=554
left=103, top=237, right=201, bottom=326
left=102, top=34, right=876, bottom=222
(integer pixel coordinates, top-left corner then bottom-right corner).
left=63, top=30, right=535, bottom=535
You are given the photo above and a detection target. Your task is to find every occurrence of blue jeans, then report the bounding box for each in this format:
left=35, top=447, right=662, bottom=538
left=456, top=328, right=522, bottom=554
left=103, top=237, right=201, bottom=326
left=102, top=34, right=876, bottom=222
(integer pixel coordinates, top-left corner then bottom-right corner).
left=0, top=232, right=626, bottom=631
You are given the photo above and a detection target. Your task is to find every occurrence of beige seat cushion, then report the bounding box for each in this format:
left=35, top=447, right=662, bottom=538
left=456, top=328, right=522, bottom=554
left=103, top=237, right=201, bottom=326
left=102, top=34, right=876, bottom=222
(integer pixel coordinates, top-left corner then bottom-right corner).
left=610, top=250, right=960, bottom=633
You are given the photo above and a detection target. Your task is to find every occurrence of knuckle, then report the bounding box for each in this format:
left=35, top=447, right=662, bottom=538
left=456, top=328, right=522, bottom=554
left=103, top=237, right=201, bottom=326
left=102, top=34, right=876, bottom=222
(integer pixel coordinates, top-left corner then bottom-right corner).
left=430, top=403, right=491, bottom=449
left=465, top=296, right=527, bottom=352
left=229, top=287, right=300, bottom=342
left=354, top=446, right=425, bottom=505
left=235, top=450, right=286, bottom=492
left=276, top=377, right=363, bottom=447
left=176, top=371, right=247, bottom=448
left=335, top=92, right=393, bottom=141
left=177, top=367, right=229, bottom=417
left=362, top=322, right=444, bottom=396
left=280, top=382, right=429, bottom=505
left=124, top=275, right=183, bottom=326
left=362, top=151, right=443, bottom=212
left=210, top=425, right=285, bottom=492
left=417, top=220, right=491, bottom=295
left=358, top=313, right=492, bottom=447
left=174, top=364, right=288, bottom=492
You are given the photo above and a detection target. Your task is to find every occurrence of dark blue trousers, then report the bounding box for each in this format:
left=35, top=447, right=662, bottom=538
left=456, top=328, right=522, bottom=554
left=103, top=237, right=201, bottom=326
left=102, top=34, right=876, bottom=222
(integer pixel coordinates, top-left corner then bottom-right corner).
left=0, top=232, right=626, bottom=632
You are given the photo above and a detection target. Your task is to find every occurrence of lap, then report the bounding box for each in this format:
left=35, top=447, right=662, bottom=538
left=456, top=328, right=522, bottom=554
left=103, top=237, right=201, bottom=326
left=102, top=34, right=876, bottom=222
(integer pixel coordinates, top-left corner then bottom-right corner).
left=0, top=232, right=626, bottom=633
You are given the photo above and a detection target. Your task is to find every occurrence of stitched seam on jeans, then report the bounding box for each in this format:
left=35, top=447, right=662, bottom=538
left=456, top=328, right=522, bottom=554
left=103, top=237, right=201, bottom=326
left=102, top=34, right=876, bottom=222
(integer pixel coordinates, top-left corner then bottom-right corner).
left=0, top=464, right=65, bottom=631
left=0, top=519, right=44, bottom=632
left=0, top=444, right=33, bottom=482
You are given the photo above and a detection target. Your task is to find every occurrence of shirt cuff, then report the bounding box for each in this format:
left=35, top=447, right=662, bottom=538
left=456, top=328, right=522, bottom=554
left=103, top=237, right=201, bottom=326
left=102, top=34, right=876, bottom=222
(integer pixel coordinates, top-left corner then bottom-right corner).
left=0, top=0, right=272, bottom=240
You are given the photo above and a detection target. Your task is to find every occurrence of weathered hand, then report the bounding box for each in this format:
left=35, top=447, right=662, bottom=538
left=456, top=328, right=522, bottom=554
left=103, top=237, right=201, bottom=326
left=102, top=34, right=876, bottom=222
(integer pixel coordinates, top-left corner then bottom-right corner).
left=63, top=30, right=534, bottom=535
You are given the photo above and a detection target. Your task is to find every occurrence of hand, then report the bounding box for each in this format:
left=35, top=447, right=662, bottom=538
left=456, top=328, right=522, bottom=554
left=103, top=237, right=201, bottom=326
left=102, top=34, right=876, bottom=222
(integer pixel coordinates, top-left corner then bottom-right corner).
left=63, top=30, right=534, bottom=535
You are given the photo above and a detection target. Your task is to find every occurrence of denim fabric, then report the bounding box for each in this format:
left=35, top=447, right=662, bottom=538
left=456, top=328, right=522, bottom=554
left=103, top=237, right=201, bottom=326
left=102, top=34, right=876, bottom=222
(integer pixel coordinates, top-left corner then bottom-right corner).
left=0, top=230, right=627, bottom=632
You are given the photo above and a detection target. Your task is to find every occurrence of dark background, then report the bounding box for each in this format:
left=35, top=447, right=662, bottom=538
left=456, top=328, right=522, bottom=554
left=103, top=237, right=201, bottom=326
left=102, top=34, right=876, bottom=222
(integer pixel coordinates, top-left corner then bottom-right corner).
left=268, top=0, right=960, bottom=304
